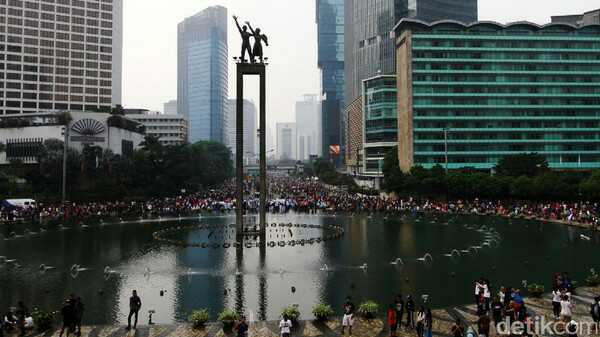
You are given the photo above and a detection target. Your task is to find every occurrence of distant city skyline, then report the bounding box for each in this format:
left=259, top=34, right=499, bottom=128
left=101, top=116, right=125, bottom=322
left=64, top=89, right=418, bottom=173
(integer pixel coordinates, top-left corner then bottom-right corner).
left=122, top=0, right=596, bottom=139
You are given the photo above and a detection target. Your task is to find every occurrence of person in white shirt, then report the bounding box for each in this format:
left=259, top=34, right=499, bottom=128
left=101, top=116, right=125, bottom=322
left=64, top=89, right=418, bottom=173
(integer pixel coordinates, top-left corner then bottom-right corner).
left=560, top=295, right=574, bottom=322
left=279, top=314, right=292, bottom=337
left=552, top=287, right=562, bottom=319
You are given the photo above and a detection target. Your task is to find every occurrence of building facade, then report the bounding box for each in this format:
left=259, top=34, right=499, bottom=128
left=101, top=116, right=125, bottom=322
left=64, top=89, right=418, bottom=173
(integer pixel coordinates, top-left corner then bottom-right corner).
left=394, top=19, right=600, bottom=172
left=127, top=111, right=187, bottom=146
left=276, top=123, right=296, bottom=160
left=316, top=0, right=345, bottom=160
left=163, top=99, right=178, bottom=115
left=345, top=96, right=362, bottom=174
left=1, top=0, right=123, bottom=115
left=295, top=94, right=322, bottom=161
left=362, top=75, right=396, bottom=177
left=177, top=6, right=228, bottom=144
left=552, top=9, right=600, bottom=26
left=225, top=99, right=257, bottom=163
left=0, top=111, right=143, bottom=164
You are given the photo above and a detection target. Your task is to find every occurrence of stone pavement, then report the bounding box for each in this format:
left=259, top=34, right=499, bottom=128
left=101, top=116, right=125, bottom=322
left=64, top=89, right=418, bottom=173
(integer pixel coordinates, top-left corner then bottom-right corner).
left=7, top=286, right=600, bottom=337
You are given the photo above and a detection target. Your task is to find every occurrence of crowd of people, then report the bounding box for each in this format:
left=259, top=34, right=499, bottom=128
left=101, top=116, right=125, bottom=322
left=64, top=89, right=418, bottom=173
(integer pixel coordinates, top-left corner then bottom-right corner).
left=2, top=177, right=600, bottom=231
left=1, top=302, right=33, bottom=337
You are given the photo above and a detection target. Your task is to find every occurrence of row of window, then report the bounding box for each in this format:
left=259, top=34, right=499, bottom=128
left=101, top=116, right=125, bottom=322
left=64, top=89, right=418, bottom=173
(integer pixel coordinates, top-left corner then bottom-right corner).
left=414, top=121, right=600, bottom=128
left=414, top=87, right=600, bottom=95
left=415, top=133, right=600, bottom=141
left=3, top=43, right=113, bottom=54
left=412, top=39, right=600, bottom=50
left=414, top=63, right=600, bottom=72
left=413, top=75, right=600, bottom=82
left=3, top=87, right=111, bottom=95
left=4, top=11, right=113, bottom=28
left=6, top=7, right=112, bottom=20
left=5, top=0, right=113, bottom=10
left=415, top=144, right=600, bottom=152
left=413, top=98, right=600, bottom=105
left=3, top=52, right=112, bottom=62
left=0, top=104, right=112, bottom=114
left=414, top=110, right=600, bottom=117
left=3, top=63, right=111, bottom=72
left=2, top=97, right=111, bottom=107
left=4, top=72, right=112, bottom=81
left=414, top=51, right=600, bottom=61
left=414, top=155, right=600, bottom=165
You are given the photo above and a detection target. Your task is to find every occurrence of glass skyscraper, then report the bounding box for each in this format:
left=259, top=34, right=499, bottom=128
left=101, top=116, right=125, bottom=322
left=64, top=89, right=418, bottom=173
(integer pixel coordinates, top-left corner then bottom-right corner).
left=316, top=0, right=345, bottom=160
left=177, top=6, right=228, bottom=144
left=395, top=19, right=600, bottom=171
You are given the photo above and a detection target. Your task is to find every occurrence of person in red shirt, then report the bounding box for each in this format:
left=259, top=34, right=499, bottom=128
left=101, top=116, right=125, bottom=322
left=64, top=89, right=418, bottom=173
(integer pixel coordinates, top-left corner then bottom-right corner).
left=387, top=304, right=397, bottom=337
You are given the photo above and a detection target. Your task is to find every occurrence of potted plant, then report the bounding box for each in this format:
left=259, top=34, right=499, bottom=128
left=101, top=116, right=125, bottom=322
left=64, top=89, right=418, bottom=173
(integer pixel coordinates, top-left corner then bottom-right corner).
left=312, top=303, right=334, bottom=321
left=281, top=304, right=301, bottom=324
left=217, top=308, right=239, bottom=332
left=31, top=308, right=54, bottom=332
left=586, top=268, right=600, bottom=287
left=527, top=283, right=545, bottom=298
left=188, top=309, right=209, bottom=329
left=358, top=300, right=379, bottom=319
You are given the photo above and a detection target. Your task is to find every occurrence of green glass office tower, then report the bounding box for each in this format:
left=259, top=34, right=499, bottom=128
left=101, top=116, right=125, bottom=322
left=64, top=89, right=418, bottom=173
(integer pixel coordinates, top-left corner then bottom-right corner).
left=362, top=75, right=397, bottom=175
left=394, top=19, right=600, bottom=172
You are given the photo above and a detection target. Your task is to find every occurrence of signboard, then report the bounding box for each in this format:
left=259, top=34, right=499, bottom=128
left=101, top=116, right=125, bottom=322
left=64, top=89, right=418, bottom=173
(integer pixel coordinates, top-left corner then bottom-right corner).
left=329, top=144, right=340, bottom=156
left=70, top=118, right=106, bottom=143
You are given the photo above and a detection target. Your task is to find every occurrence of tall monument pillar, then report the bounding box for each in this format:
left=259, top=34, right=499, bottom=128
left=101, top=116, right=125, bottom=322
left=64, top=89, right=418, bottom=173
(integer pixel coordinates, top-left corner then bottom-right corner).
left=235, top=62, right=267, bottom=235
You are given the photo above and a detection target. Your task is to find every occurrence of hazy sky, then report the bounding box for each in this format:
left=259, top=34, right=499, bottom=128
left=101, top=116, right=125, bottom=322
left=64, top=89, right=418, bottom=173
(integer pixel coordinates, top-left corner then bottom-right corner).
left=122, top=0, right=596, bottom=135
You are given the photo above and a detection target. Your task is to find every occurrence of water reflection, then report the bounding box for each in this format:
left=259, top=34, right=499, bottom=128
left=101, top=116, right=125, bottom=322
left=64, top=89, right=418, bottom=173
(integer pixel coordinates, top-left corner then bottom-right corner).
left=0, top=213, right=598, bottom=324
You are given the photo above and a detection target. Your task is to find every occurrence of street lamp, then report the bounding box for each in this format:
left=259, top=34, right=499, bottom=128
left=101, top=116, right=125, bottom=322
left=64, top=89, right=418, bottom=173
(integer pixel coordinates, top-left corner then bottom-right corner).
left=442, top=127, right=450, bottom=173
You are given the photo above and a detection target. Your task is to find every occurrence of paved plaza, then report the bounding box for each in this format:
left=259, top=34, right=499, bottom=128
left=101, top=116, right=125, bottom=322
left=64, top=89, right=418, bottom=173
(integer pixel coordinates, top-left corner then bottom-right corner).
left=7, top=286, right=600, bottom=337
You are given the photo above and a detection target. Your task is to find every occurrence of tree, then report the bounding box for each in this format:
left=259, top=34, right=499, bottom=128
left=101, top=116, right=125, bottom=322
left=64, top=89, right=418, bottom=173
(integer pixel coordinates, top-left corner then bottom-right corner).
left=382, top=147, right=405, bottom=192
left=580, top=171, right=600, bottom=200
left=495, top=153, right=549, bottom=177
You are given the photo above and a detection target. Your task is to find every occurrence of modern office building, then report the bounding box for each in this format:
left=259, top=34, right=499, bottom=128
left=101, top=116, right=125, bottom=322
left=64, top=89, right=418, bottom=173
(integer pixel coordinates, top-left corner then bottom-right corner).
left=295, top=94, right=322, bottom=161
left=345, top=97, right=362, bottom=174
left=276, top=123, right=296, bottom=161
left=163, top=99, right=178, bottom=115
left=362, top=75, right=397, bottom=177
left=552, top=9, right=600, bottom=26
left=2, top=0, right=123, bottom=115
left=127, top=111, right=187, bottom=146
left=316, top=0, right=345, bottom=161
left=177, top=6, right=228, bottom=144
left=225, top=99, right=257, bottom=162
left=344, top=0, right=478, bottom=106
left=394, top=19, right=600, bottom=172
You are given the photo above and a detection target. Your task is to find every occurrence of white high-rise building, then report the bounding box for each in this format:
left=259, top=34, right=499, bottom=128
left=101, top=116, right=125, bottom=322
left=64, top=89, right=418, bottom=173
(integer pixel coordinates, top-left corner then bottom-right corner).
left=276, top=123, right=296, bottom=161
left=163, top=99, right=178, bottom=115
left=225, top=99, right=257, bottom=162
left=2, top=0, right=123, bottom=115
left=295, top=94, right=322, bottom=161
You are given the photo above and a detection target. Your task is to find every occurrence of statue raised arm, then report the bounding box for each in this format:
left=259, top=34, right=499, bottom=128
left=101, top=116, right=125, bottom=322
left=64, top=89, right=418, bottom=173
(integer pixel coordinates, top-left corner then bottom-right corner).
left=233, top=15, right=253, bottom=62
left=246, top=21, right=268, bottom=63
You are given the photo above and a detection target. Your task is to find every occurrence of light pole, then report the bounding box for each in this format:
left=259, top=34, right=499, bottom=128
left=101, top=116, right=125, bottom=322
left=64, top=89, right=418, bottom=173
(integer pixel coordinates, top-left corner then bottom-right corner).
left=61, top=124, right=69, bottom=204
left=443, top=127, right=449, bottom=173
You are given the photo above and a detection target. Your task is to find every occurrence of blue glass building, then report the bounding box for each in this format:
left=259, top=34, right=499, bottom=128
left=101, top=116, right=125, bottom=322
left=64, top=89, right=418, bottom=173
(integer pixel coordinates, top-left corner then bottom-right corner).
left=316, top=0, right=345, bottom=160
left=178, top=6, right=228, bottom=144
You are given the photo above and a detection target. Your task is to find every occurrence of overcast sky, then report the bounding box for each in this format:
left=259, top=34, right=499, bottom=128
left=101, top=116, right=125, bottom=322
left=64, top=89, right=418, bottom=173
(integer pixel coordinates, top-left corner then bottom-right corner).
left=122, top=0, right=596, bottom=136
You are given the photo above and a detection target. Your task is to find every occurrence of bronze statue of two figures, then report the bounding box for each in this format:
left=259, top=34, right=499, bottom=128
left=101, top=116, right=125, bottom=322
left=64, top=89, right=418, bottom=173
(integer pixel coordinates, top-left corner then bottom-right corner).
left=233, top=15, right=268, bottom=64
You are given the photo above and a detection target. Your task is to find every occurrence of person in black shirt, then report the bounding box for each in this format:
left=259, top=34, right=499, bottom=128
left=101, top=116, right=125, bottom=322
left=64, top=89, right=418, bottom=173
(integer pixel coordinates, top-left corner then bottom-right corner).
left=74, top=297, right=84, bottom=337
left=15, top=301, right=28, bottom=337
left=341, top=296, right=355, bottom=335
left=127, top=290, right=142, bottom=330
left=236, top=316, right=249, bottom=337
left=59, top=299, right=74, bottom=337
left=394, top=294, right=405, bottom=332
left=491, top=296, right=504, bottom=325
left=406, top=295, right=415, bottom=329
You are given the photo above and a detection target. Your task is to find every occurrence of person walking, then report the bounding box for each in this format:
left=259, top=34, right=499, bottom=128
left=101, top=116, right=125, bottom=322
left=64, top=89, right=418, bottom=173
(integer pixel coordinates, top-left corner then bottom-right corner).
left=279, top=314, right=292, bottom=337
left=74, top=297, right=84, bottom=337
left=425, top=309, right=433, bottom=337
left=552, top=287, right=562, bottom=319
left=15, top=301, right=28, bottom=337
left=127, top=290, right=142, bottom=330
left=560, top=294, right=574, bottom=323
left=59, top=299, right=74, bottom=337
left=416, top=306, right=426, bottom=337
left=591, top=296, right=600, bottom=334
left=341, top=296, right=355, bottom=336
left=236, top=316, right=249, bottom=337
left=394, top=294, right=405, bottom=332
left=491, top=296, right=503, bottom=325
left=387, top=304, right=397, bottom=337
left=406, top=295, right=415, bottom=329
left=477, top=313, right=491, bottom=337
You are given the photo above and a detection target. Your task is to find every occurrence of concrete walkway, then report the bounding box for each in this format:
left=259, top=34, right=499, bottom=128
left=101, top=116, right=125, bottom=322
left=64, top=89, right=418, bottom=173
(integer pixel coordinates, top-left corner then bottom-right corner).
left=7, top=286, right=600, bottom=337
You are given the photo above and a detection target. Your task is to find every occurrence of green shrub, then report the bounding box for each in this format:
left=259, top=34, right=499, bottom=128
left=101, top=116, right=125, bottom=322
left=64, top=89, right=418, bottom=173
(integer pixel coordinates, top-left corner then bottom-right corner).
left=358, top=300, right=379, bottom=319
left=527, top=284, right=545, bottom=298
left=188, top=309, right=209, bottom=329
left=31, top=308, right=54, bottom=332
left=312, top=303, right=334, bottom=321
left=281, top=304, right=301, bottom=321
left=586, top=268, right=600, bottom=286
left=217, top=309, right=239, bottom=324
